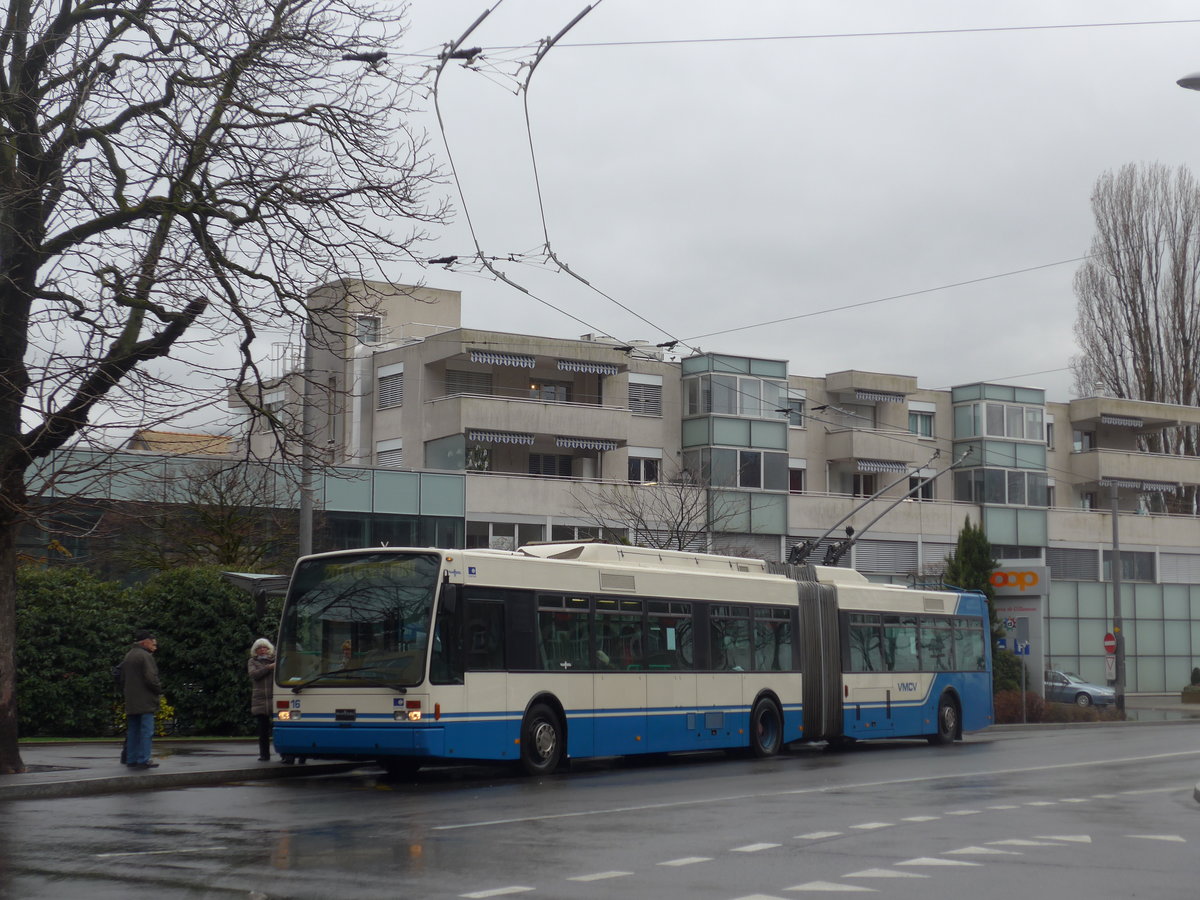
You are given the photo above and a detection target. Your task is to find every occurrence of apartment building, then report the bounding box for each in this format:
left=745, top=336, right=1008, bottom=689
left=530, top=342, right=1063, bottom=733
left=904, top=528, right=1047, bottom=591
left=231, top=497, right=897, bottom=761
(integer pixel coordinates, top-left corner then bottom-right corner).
left=232, top=280, right=1200, bottom=694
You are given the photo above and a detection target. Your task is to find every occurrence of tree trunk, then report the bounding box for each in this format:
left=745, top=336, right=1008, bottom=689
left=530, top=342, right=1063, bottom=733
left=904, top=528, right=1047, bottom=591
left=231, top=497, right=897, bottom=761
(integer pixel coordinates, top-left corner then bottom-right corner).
left=0, top=506, right=25, bottom=774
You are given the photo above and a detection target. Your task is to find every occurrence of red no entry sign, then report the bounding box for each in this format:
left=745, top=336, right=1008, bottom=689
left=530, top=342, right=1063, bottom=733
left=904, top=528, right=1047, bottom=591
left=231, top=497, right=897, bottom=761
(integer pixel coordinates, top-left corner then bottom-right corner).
left=1104, top=632, right=1117, bottom=654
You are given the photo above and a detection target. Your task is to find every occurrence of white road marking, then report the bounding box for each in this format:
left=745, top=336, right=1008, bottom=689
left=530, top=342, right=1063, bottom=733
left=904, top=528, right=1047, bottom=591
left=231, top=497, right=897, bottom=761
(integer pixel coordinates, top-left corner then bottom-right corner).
left=1035, top=835, right=1091, bottom=843
left=732, top=842, right=782, bottom=852
left=431, top=749, right=1200, bottom=830
left=731, top=895, right=791, bottom=900
left=844, top=868, right=930, bottom=879
left=1127, top=834, right=1186, bottom=842
left=95, top=847, right=226, bottom=859
left=567, top=871, right=632, bottom=881
left=1120, top=787, right=1179, bottom=796
left=896, top=857, right=982, bottom=867
left=784, top=882, right=876, bottom=892
left=901, top=815, right=941, bottom=822
left=796, top=831, right=843, bottom=839
left=1091, top=793, right=1118, bottom=799
left=988, top=839, right=1064, bottom=847
left=1058, top=798, right=1089, bottom=803
left=1024, top=801, right=1057, bottom=806
left=946, top=809, right=981, bottom=815
left=459, top=888, right=534, bottom=899
left=986, top=804, right=1019, bottom=810
left=944, top=846, right=1022, bottom=856
left=849, top=822, right=892, bottom=830
left=659, top=856, right=712, bottom=866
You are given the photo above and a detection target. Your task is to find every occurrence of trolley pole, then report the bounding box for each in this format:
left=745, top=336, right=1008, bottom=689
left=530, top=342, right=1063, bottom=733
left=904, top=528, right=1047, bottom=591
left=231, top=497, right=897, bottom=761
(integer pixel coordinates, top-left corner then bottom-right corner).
left=1109, top=482, right=1126, bottom=715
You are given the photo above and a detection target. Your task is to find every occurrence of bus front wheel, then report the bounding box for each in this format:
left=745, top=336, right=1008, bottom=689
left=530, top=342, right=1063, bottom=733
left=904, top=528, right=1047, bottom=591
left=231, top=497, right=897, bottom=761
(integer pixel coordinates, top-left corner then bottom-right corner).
left=749, top=698, right=783, bottom=758
left=927, top=693, right=959, bottom=745
left=520, top=703, right=564, bottom=776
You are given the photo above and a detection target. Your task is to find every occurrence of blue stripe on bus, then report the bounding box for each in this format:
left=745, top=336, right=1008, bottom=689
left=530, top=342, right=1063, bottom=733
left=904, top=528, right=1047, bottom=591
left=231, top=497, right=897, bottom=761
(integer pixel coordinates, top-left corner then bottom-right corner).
left=275, top=703, right=807, bottom=761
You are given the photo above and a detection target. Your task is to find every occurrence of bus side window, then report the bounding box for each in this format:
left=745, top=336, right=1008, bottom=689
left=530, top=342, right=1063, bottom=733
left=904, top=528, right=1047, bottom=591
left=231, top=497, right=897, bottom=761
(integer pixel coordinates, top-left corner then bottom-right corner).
left=464, top=601, right=505, bottom=671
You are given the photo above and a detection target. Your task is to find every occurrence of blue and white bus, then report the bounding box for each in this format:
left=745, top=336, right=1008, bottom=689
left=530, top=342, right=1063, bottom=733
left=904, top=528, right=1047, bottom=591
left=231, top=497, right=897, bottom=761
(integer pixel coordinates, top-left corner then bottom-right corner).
left=271, top=542, right=993, bottom=776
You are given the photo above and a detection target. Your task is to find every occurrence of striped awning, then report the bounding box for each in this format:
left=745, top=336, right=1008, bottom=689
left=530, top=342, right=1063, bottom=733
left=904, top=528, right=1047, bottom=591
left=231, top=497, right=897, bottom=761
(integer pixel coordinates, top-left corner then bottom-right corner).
left=856, top=459, right=909, bottom=474
left=1099, top=478, right=1141, bottom=490
left=556, top=436, right=618, bottom=452
left=1100, top=414, right=1143, bottom=428
left=557, top=359, right=619, bottom=376
left=1138, top=480, right=1178, bottom=494
left=855, top=389, right=905, bottom=403
left=467, top=429, right=535, bottom=445
left=469, top=350, right=535, bottom=368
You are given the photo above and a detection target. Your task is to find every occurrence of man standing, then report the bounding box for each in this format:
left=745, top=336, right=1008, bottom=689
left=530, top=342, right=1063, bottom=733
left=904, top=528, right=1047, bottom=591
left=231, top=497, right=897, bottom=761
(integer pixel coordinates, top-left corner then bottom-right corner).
left=120, top=630, right=161, bottom=769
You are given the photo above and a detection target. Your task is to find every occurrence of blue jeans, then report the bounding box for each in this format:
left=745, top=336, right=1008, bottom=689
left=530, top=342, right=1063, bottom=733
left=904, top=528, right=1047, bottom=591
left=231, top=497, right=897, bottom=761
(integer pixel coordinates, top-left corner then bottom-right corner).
left=125, top=713, right=155, bottom=765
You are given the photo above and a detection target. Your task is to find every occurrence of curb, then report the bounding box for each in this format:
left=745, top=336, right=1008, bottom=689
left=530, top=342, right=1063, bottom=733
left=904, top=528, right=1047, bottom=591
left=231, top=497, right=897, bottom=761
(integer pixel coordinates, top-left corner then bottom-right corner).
left=0, top=761, right=364, bottom=801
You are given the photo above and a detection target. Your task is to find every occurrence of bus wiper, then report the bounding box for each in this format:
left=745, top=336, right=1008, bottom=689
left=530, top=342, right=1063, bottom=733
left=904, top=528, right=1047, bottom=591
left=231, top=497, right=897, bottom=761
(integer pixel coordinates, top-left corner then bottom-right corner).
left=290, top=666, right=408, bottom=693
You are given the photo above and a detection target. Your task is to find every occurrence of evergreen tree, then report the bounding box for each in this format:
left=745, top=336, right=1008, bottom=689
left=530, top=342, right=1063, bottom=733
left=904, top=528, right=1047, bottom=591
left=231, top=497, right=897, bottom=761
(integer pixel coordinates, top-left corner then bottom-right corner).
left=942, top=517, right=1025, bottom=694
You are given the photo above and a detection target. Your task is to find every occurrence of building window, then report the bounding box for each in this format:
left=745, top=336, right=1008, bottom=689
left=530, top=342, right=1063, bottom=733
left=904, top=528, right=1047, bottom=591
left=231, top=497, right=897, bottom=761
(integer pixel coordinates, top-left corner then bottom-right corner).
left=629, top=457, right=660, bottom=483
left=1102, top=550, right=1155, bottom=583
left=953, top=467, right=1048, bottom=507
left=789, top=467, right=805, bottom=494
left=1073, top=429, right=1095, bottom=452
left=376, top=444, right=403, bottom=468
left=528, top=453, right=572, bottom=477
left=908, top=475, right=933, bottom=500
left=684, top=374, right=785, bottom=419
left=445, top=369, right=493, bottom=396
left=1046, top=422, right=1055, bottom=449
left=530, top=380, right=571, bottom=403
left=629, top=381, right=663, bottom=417
left=786, top=398, right=805, bottom=428
left=739, top=450, right=762, bottom=489
left=355, top=315, right=381, bottom=343
left=853, top=473, right=877, bottom=497
left=377, top=372, right=403, bottom=409
left=908, top=411, right=934, bottom=438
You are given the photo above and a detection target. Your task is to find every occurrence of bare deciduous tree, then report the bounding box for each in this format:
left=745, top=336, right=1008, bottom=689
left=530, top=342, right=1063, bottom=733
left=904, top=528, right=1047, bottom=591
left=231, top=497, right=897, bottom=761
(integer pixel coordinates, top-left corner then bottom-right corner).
left=0, top=0, right=446, bottom=773
left=570, top=463, right=744, bottom=553
left=1072, top=162, right=1200, bottom=511
left=106, top=461, right=298, bottom=574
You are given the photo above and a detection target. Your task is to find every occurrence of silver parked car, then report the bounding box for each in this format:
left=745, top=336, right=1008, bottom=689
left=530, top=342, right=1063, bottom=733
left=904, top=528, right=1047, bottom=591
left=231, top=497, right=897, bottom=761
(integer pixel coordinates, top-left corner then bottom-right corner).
left=1044, top=669, right=1116, bottom=707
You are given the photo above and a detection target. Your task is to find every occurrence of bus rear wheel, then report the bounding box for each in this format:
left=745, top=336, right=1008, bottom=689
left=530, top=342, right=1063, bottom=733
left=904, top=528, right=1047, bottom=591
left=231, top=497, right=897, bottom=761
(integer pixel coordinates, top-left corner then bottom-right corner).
left=749, top=698, right=783, bottom=758
left=927, top=693, right=959, bottom=745
left=520, top=703, right=564, bottom=776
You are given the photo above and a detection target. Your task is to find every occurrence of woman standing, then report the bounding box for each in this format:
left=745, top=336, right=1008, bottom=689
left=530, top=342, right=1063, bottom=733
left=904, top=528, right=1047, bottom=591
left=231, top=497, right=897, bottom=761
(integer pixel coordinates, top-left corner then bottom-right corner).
left=248, top=638, right=277, bottom=761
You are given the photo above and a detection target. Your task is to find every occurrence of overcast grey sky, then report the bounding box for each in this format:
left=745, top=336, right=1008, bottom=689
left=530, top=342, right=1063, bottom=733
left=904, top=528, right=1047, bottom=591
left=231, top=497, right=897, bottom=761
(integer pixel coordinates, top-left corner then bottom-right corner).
left=373, top=1, right=1200, bottom=403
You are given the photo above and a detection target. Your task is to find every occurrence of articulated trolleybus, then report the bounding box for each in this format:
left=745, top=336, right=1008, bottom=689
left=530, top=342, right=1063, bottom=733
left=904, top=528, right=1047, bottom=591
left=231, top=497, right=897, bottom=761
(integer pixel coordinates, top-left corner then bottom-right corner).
left=271, top=543, right=993, bottom=776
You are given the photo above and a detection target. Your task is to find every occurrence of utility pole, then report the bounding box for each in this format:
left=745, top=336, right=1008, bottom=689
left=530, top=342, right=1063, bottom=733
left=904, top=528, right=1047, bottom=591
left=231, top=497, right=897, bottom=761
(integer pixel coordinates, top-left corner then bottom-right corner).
left=297, top=319, right=315, bottom=558
left=1109, top=482, right=1126, bottom=714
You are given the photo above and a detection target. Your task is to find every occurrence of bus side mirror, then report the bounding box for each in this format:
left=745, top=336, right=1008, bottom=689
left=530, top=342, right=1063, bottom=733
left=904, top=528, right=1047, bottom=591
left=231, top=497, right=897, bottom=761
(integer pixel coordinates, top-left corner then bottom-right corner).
left=441, top=584, right=460, bottom=615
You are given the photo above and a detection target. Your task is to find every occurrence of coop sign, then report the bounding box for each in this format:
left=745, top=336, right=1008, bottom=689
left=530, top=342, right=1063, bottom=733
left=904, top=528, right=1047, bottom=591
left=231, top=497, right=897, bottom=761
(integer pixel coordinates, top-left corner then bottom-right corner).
left=989, top=568, right=1047, bottom=594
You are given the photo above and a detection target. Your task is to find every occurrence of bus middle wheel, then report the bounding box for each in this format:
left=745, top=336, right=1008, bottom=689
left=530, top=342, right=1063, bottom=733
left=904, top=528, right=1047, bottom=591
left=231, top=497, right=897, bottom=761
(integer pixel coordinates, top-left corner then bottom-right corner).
left=749, top=698, right=783, bottom=758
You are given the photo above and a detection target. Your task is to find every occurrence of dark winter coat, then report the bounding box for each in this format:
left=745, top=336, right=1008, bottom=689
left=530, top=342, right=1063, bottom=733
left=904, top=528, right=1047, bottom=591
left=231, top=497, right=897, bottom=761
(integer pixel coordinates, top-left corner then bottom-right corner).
left=120, top=644, right=161, bottom=716
left=248, top=655, right=275, bottom=716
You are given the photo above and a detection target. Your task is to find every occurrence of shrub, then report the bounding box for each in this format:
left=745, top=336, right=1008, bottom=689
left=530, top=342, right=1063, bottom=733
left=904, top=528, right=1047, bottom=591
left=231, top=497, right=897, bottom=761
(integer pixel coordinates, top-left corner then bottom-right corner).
left=129, top=566, right=277, bottom=736
left=992, top=649, right=1028, bottom=694
left=16, top=566, right=134, bottom=737
left=1191, top=667, right=1200, bottom=686
left=993, top=689, right=1045, bottom=724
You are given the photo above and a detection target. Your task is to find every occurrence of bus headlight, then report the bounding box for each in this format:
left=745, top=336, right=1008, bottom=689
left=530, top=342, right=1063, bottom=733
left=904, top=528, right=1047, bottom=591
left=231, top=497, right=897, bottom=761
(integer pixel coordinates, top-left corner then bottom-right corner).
left=394, top=709, right=422, bottom=721
left=277, top=710, right=300, bottom=721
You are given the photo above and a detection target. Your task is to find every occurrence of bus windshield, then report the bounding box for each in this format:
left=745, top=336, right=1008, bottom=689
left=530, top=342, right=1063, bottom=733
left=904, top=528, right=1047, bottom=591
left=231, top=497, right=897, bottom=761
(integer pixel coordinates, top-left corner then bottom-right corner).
left=276, top=551, right=441, bottom=689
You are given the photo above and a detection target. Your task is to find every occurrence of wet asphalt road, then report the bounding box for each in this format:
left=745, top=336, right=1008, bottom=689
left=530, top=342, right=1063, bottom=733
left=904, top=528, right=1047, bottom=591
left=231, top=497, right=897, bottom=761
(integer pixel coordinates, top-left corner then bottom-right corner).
left=2, top=723, right=1198, bottom=900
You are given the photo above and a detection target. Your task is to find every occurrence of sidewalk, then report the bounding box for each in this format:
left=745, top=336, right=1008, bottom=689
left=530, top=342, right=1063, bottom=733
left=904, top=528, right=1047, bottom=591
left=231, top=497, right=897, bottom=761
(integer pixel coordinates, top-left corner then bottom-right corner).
left=2, top=695, right=1198, bottom=802
left=0, top=740, right=366, bottom=801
